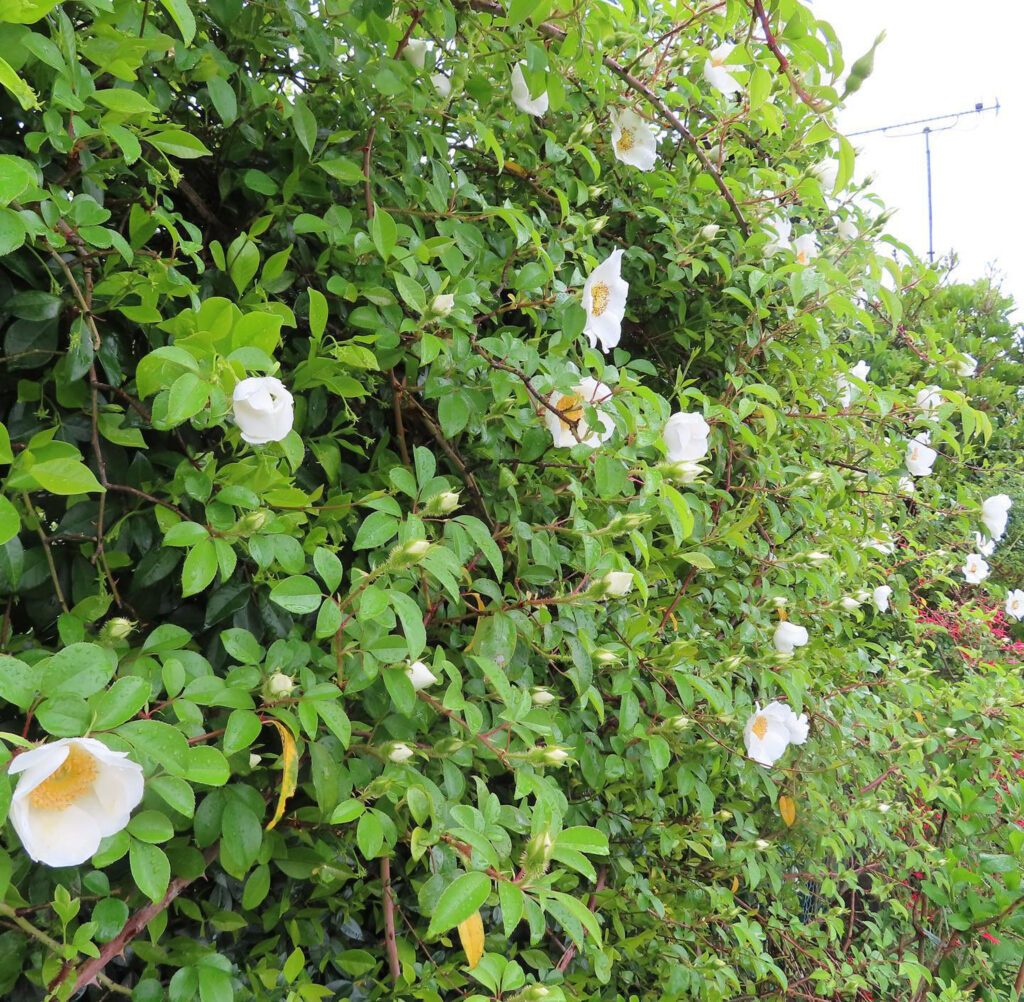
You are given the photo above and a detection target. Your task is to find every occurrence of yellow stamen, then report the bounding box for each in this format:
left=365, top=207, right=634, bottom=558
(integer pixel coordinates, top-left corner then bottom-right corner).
left=797, top=251, right=809, bottom=265
left=590, top=281, right=610, bottom=317
left=556, top=393, right=584, bottom=430
left=751, top=716, right=768, bottom=740
left=616, top=127, right=635, bottom=153
left=29, top=744, right=99, bottom=811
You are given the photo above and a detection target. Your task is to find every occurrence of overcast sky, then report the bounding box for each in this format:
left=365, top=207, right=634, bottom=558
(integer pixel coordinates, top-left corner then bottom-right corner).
left=811, top=0, right=1022, bottom=315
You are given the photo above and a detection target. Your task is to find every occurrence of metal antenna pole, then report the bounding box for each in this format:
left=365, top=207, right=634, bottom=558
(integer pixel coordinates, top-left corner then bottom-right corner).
left=924, top=127, right=933, bottom=263
left=846, top=101, right=998, bottom=264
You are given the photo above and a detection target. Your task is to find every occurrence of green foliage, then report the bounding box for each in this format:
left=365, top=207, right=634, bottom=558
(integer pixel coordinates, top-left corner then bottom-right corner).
left=0, top=0, right=1022, bottom=1000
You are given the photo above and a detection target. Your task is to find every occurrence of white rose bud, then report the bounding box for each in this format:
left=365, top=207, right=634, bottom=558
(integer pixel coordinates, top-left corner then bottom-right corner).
left=388, top=742, right=415, bottom=763
left=878, top=803, right=891, bottom=814
left=839, top=596, right=862, bottom=612
left=249, top=753, right=262, bottom=769
left=430, top=293, right=455, bottom=317
left=426, top=490, right=460, bottom=515
left=100, top=617, right=135, bottom=642
left=405, top=660, right=438, bottom=691
left=599, top=570, right=634, bottom=598
left=531, top=686, right=557, bottom=706
left=232, top=376, right=295, bottom=445
left=754, top=839, right=771, bottom=851
left=265, top=672, right=296, bottom=698
left=700, top=223, right=720, bottom=240
left=943, top=727, right=957, bottom=737
left=803, top=551, right=830, bottom=565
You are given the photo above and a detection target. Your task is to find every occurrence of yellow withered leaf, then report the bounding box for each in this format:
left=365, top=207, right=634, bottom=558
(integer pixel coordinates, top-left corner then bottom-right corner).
left=730, top=876, right=739, bottom=893
left=779, top=794, right=796, bottom=827
left=913, top=710, right=924, bottom=724
left=457, top=910, right=485, bottom=969
left=266, top=719, right=299, bottom=831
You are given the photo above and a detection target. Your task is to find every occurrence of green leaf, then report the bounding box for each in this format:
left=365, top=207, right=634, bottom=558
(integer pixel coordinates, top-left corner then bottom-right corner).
left=370, top=208, right=397, bottom=261
left=182, top=538, right=218, bottom=597
left=91, top=676, right=151, bottom=728
left=0, top=655, right=38, bottom=710
left=0, top=207, right=27, bottom=256
left=557, top=826, right=609, bottom=855
left=158, top=0, right=196, bottom=45
left=427, top=871, right=492, bottom=937
left=41, top=643, right=116, bottom=698
left=505, top=0, right=543, bottom=23
left=353, top=511, right=397, bottom=550
left=269, top=575, right=322, bottom=614
left=128, top=810, right=175, bottom=844
left=129, top=839, right=171, bottom=902
left=0, top=55, right=37, bottom=110
left=148, top=130, right=212, bottom=159
left=0, top=496, right=18, bottom=546
left=223, top=709, right=262, bottom=754
left=0, top=156, right=35, bottom=206
left=149, top=775, right=195, bottom=818
left=318, top=158, right=364, bottom=184
left=389, top=590, right=425, bottom=659
left=227, top=235, right=260, bottom=295
left=220, top=798, right=262, bottom=877
left=93, top=88, right=157, bottom=115
left=28, top=457, right=105, bottom=495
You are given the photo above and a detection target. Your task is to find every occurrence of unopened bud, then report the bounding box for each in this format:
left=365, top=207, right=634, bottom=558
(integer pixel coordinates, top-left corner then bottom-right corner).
left=249, top=753, right=262, bottom=769
left=661, top=460, right=703, bottom=483
left=839, top=596, right=862, bottom=612
left=716, top=809, right=733, bottom=821
left=597, top=570, right=633, bottom=598
left=426, top=490, right=460, bottom=515
left=235, top=510, right=269, bottom=534
left=100, top=617, right=135, bottom=643
left=388, top=742, right=415, bottom=763
left=264, top=672, right=296, bottom=699
left=754, top=839, right=771, bottom=850
left=664, top=714, right=691, bottom=731
left=700, top=223, right=720, bottom=241
left=529, top=746, right=569, bottom=766
left=770, top=596, right=788, bottom=608
left=531, top=686, right=557, bottom=706
left=802, top=551, right=830, bottom=565
left=593, top=649, right=620, bottom=665
left=430, top=293, right=455, bottom=317
left=391, top=539, right=431, bottom=567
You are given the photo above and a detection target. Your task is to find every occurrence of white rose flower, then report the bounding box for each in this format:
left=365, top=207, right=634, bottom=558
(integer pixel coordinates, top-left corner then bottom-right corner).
left=232, top=376, right=294, bottom=445
left=916, top=386, right=943, bottom=417
left=772, top=621, right=809, bottom=654
left=878, top=803, right=891, bottom=814
left=405, top=660, right=438, bottom=691
left=811, top=159, right=839, bottom=193
left=837, top=218, right=858, bottom=241
left=702, top=43, right=743, bottom=95
left=601, top=570, right=634, bottom=597
left=839, top=596, right=862, bottom=612
left=981, top=494, right=1012, bottom=541
left=905, top=433, right=937, bottom=477
left=431, top=72, right=451, bottom=97
left=402, top=38, right=428, bottom=70
left=872, top=585, right=893, bottom=612
left=743, top=701, right=809, bottom=767
left=898, top=475, right=916, bottom=495
left=510, top=62, right=548, bottom=117
left=700, top=223, right=720, bottom=240
left=837, top=360, right=870, bottom=409
left=793, top=233, right=818, bottom=265
left=962, top=553, right=990, bottom=584
left=388, top=742, right=415, bottom=763
left=956, top=352, right=977, bottom=377
left=663, top=411, right=711, bottom=463
left=610, top=108, right=658, bottom=171
left=974, top=531, right=996, bottom=558
left=8, top=738, right=145, bottom=867
left=582, top=249, right=628, bottom=352
left=544, top=377, right=614, bottom=449
left=1006, top=589, right=1024, bottom=621
left=764, top=215, right=792, bottom=256
left=431, top=293, right=455, bottom=317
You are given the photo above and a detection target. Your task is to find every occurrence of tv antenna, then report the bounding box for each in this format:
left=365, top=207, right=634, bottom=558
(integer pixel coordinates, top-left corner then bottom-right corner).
left=847, top=101, right=1000, bottom=263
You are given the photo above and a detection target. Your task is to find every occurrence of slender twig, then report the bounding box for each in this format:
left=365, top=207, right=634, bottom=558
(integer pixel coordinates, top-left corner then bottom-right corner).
left=21, top=494, right=68, bottom=613
left=363, top=124, right=376, bottom=220
left=390, top=370, right=412, bottom=466
left=418, top=692, right=511, bottom=766
left=382, top=857, right=401, bottom=983
left=750, top=0, right=826, bottom=112
left=67, top=848, right=218, bottom=995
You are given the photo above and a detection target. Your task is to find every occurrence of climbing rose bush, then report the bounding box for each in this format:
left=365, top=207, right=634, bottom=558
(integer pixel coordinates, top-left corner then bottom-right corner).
left=0, top=1, right=1022, bottom=1001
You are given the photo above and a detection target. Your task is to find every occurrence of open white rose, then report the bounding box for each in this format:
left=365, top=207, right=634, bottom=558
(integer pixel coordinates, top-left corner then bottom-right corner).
left=544, top=377, right=614, bottom=449
left=764, top=215, right=792, bottom=256
left=702, top=43, right=743, bottom=95
left=405, top=660, right=438, bottom=691
left=610, top=108, right=658, bottom=171
left=962, top=553, right=990, bottom=584
left=743, top=701, right=809, bottom=767
left=232, top=376, right=294, bottom=445
left=872, top=585, right=893, bottom=612
left=837, top=217, right=858, bottom=241
left=837, top=360, right=870, bottom=409
left=582, top=249, right=628, bottom=352
left=916, top=386, right=942, bottom=417
left=956, top=352, right=977, bottom=377
left=431, top=72, right=451, bottom=97
left=981, top=494, right=1012, bottom=540
left=510, top=62, right=548, bottom=117
left=773, top=621, right=808, bottom=654
left=811, top=159, right=839, bottom=193
left=793, top=233, right=817, bottom=265
left=402, top=38, right=428, bottom=70
left=905, top=433, right=937, bottom=477
left=1006, top=589, right=1024, bottom=621
left=600, top=570, right=634, bottom=597
left=664, top=411, right=711, bottom=463
left=8, top=738, right=144, bottom=867
left=974, top=531, right=996, bottom=558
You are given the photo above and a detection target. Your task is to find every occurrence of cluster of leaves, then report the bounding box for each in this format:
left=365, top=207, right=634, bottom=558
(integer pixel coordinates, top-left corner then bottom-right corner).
left=0, top=0, right=1023, bottom=1000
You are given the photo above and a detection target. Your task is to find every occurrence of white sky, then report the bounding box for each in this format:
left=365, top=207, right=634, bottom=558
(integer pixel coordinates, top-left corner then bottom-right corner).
left=811, top=0, right=1023, bottom=314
